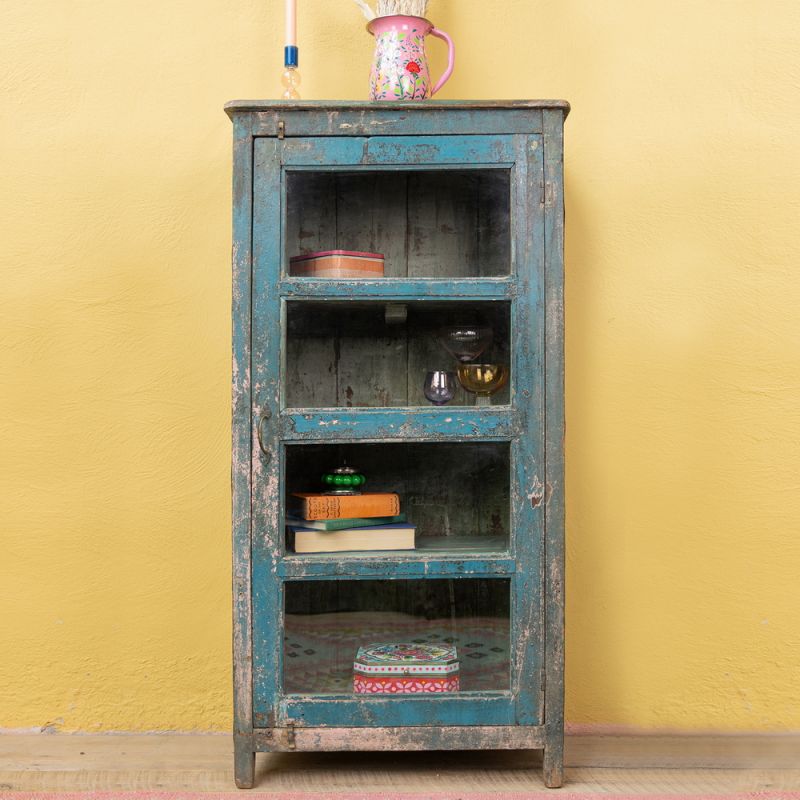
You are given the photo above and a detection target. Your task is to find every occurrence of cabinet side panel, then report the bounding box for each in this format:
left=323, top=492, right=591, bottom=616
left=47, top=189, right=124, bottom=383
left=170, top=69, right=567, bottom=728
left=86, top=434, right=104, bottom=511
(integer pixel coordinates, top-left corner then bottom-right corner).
left=510, top=133, right=546, bottom=725
left=542, top=109, right=566, bottom=777
left=231, top=116, right=254, bottom=736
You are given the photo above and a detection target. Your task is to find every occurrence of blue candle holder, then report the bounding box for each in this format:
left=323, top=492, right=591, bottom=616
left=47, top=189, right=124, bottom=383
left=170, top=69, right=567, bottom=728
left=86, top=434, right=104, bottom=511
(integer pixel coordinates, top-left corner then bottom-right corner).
left=282, top=46, right=301, bottom=100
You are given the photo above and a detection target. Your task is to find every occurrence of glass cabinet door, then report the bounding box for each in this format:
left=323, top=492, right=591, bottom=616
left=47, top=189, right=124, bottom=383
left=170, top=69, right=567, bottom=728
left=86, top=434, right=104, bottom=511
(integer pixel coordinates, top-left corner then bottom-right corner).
left=250, top=132, right=545, bottom=730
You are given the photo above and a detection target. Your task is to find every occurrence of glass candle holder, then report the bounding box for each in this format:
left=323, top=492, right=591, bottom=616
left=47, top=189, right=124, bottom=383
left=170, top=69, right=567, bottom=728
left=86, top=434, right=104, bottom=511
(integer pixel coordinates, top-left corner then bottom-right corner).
left=437, top=324, right=493, bottom=363
left=423, top=370, right=457, bottom=406
left=457, top=364, right=508, bottom=406
left=281, top=66, right=301, bottom=99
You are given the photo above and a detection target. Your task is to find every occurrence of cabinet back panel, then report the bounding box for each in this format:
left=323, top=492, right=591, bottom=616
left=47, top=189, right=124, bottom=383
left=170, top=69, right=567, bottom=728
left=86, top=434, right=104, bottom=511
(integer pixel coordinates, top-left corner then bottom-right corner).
left=285, top=170, right=510, bottom=278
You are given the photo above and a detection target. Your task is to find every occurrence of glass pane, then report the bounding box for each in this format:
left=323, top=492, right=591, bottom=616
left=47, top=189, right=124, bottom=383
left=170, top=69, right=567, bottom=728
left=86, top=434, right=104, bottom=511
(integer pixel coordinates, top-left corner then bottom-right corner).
left=284, top=579, right=510, bottom=694
left=285, top=301, right=510, bottom=408
left=285, top=169, right=511, bottom=278
left=285, top=442, right=510, bottom=554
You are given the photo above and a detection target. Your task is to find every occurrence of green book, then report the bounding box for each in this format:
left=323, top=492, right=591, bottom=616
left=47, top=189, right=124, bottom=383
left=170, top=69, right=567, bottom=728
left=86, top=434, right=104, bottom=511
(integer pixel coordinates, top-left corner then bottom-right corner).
left=285, top=513, right=406, bottom=532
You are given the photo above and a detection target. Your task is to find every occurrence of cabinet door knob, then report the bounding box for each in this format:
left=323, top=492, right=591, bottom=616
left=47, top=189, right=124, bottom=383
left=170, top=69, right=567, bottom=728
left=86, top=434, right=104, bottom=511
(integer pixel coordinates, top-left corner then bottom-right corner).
left=257, top=409, right=271, bottom=456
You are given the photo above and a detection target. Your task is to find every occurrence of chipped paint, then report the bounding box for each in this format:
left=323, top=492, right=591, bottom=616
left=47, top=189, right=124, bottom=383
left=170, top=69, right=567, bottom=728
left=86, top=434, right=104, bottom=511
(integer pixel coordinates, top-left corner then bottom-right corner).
left=251, top=724, right=545, bottom=752
left=283, top=409, right=518, bottom=440
left=229, top=103, right=566, bottom=789
left=527, top=475, right=545, bottom=508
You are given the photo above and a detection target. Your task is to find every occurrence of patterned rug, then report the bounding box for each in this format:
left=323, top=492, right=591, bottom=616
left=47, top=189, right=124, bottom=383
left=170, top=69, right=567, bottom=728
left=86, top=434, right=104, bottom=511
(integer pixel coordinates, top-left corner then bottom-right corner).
left=283, top=611, right=509, bottom=693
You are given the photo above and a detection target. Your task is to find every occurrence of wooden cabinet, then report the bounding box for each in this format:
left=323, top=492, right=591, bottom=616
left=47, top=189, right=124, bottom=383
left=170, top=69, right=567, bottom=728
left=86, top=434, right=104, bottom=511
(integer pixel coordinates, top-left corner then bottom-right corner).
left=226, top=100, right=568, bottom=789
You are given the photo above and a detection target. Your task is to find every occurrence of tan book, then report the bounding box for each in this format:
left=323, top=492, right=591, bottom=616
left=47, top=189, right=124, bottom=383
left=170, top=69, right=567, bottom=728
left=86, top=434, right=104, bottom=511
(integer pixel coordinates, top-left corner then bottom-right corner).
left=289, top=523, right=415, bottom=554
left=291, top=492, right=400, bottom=521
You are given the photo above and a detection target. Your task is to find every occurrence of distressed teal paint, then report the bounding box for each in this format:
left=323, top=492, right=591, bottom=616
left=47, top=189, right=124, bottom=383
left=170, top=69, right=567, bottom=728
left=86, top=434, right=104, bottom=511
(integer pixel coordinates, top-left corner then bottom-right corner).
left=541, top=109, right=567, bottom=788
left=281, top=408, right=518, bottom=440
left=230, top=116, right=256, bottom=789
left=247, top=724, right=546, bottom=752
left=278, top=693, right=516, bottom=728
left=510, top=134, right=547, bottom=726
left=280, top=135, right=515, bottom=166
left=250, top=138, right=284, bottom=733
left=229, top=101, right=568, bottom=789
left=223, top=99, right=570, bottom=138
left=252, top=107, right=543, bottom=138
left=278, top=278, right=515, bottom=299
left=277, top=556, right=517, bottom=580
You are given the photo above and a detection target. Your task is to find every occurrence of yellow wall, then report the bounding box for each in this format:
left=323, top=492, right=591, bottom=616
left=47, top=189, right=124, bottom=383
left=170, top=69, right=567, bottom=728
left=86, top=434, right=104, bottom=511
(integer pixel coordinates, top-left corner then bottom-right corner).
left=2, top=0, right=798, bottom=732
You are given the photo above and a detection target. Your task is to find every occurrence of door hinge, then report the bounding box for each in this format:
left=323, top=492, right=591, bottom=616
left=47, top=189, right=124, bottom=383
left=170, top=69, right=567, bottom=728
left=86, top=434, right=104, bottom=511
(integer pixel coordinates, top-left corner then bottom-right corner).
left=286, top=723, right=296, bottom=750
left=543, top=181, right=556, bottom=208
left=277, top=120, right=286, bottom=140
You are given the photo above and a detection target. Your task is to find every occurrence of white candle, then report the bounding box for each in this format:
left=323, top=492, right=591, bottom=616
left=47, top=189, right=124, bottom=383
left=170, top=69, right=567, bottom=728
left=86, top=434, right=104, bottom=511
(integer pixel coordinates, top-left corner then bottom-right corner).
left=286, top=0, right=297, bottom=47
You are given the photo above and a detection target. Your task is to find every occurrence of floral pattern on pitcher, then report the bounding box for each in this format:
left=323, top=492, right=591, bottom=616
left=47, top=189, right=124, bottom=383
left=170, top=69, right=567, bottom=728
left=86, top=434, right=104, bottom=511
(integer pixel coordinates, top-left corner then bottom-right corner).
left=369, top=25, right=431, bottom=100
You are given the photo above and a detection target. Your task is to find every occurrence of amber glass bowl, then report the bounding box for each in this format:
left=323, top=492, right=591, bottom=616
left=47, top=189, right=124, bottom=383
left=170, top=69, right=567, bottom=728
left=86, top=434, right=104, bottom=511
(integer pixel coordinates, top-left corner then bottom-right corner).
left=457, top=364, right=508, bottom=405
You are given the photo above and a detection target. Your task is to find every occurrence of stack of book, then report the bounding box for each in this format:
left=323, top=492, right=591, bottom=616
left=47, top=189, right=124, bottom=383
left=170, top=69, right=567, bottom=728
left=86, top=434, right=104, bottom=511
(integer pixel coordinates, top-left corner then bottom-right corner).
left=287, top=492, right=415, bottom=554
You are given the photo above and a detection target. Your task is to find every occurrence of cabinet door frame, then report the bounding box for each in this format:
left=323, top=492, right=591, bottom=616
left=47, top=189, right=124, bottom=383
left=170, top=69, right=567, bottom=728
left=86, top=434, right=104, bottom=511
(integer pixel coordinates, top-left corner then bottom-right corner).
left=249, top=132, right=547, bottom=729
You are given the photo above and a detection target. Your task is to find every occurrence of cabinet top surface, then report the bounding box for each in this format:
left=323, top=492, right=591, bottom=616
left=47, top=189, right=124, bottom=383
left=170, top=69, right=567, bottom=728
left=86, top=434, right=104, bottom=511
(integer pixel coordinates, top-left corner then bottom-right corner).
left=225, top=99, right=570, bottom=117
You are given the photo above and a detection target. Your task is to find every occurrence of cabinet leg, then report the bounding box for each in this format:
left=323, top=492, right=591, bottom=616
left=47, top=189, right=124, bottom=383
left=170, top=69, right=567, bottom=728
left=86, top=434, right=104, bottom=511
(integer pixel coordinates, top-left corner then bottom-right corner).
left=542, top=737, right=564, bottom=788
left=234, top=742, right=256, bottom=789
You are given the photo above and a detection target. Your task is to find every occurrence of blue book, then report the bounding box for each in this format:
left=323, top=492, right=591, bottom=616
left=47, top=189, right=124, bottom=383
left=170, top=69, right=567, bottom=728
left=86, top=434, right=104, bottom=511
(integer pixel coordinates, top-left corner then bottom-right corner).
left=285, top=513, right=406, bottom=532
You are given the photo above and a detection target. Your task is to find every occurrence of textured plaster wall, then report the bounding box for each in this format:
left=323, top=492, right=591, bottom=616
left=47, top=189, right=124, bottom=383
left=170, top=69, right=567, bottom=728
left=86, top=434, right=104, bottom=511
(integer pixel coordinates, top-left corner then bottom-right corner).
left=1, top=0, right=799, bottom=732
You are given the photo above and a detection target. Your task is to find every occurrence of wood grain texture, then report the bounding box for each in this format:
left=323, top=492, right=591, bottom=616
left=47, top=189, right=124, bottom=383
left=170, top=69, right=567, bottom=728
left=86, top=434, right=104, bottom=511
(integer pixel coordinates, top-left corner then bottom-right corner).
left=285, top=172, right=336, bottom=263
left=336, top=172, right=409, bottom=275
left=276, top=554, right=516, bottom=580
left=223, top=101, right=570, bottom=140
left=284, top=170, right=510, bottom=279
left=278, top=277, right=515, bottom=298
left=233, top=740, right=255, bottom=789
left=542, top=109, right=567, bottom=789
left=510, top=133, right=547, bottom=728
left=280, top=407, right=519, bottom=440
left=277, top=695, right=517, bottom=728
left=2, top=733, right=797, bottom=793
left=230, top=116, right=253, bottom=745
left=252, top=724, right=544, bottom=751
left=251, top=138, right=286, bottom=735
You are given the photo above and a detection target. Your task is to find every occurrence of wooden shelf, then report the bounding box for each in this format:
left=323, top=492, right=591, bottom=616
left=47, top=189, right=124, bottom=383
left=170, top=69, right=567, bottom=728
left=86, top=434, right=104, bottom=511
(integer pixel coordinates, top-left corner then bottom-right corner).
left=279, top=407, right=519, bottom=441
left=277, top=546, right=516, bottom=579
left=280, top=277, right=514, bottom=300
left=284, top=535, right=507, bottom=558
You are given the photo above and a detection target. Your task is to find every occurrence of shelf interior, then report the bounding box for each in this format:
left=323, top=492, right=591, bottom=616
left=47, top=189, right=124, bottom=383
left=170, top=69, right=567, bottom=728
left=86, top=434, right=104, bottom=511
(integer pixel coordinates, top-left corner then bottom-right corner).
left=285, top=441, right=510, bottom=554
left=283, top=578, right=511, bottom=694
left=285, top=169, right=511, bottom=279
left=285, top=301, right=511, bottom=409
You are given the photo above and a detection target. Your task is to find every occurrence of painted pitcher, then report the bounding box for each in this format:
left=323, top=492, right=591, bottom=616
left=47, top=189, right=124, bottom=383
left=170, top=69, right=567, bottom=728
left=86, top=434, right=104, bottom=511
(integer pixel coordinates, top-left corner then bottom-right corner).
left=367, top=15, right=455, bottom=101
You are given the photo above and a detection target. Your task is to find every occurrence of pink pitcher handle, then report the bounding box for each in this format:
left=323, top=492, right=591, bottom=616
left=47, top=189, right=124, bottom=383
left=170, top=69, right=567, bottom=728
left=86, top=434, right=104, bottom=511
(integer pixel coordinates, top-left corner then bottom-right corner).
left=429, top=27, right=455, bottom=96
